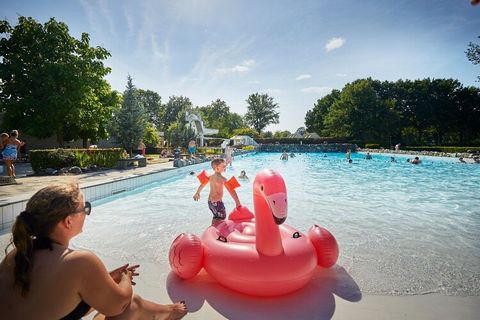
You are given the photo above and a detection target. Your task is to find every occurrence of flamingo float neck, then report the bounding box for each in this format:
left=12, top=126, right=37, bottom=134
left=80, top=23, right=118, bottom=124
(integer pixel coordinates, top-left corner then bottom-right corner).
left=253, top=170, right=288, bottom=256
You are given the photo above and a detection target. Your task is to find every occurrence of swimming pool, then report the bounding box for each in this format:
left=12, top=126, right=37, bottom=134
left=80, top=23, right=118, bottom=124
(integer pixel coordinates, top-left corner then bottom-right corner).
left=74, top=152, right=479, bottom=297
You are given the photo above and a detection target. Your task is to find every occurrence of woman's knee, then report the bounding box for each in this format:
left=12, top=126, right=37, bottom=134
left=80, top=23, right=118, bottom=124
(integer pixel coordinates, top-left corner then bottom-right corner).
left=130, top=294, right=144, bottom=310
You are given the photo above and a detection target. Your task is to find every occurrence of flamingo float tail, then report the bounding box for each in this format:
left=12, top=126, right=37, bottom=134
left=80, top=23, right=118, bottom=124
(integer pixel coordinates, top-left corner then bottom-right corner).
left=307, top=225, right=339, bottom=268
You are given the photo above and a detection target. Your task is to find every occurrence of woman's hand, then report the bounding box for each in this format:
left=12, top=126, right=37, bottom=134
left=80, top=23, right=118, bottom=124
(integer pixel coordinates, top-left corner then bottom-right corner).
left=110, top=264, right=140, bottom=285
left=126, top=264, right=140, bottom=285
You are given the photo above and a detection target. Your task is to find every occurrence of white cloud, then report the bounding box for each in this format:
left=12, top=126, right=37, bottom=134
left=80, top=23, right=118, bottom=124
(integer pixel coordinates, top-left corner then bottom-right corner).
left=295, top=74, right=312, bottom=81
left=266, top=88, right=281, bottom=94
left=325, top=37, right=346, bottom=52
left=301, top=87, right=333, bottom=95
left=335, top=73, right=347, bottom=77
left=217, top=59, right=255, bottom=75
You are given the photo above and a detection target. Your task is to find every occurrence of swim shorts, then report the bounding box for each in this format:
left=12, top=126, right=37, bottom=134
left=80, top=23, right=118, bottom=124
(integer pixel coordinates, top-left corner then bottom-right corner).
left=208, top=200, right=226, bottom=220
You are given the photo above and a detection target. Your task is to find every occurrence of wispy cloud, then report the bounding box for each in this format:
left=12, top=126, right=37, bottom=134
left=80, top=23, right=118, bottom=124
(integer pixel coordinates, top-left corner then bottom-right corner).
left=180, top=37, right=255, bottom=90
left=335, top=73, right=347, bottom=77
left=295, top=74, right=312, bottom=81
left=79, top=0, right=116, bottom=37
left=266, top=88, right=281, bottom=94
left=79, top=0, right=97, bottom=32
left=217, top=59, right=256, bottom=75
left=301, top=87, right=333, bottom=95
left=150, top=34, right=170, bottom=76
left=123, top=2, right=135, bottom=36
left=325, top=37, right=346, bottom=52
left=98, top=0, right=116, bottom=37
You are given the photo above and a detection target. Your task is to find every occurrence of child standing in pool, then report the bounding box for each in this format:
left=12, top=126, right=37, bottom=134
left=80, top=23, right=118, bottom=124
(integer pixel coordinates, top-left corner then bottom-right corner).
left=193, top=158, right=241, bottom=225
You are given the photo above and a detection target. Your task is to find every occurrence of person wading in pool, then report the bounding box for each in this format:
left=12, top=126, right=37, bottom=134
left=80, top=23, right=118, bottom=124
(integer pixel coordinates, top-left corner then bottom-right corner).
left=0, top=182, right=187, bottom=320
left=193, top=158, right=242, bottom=225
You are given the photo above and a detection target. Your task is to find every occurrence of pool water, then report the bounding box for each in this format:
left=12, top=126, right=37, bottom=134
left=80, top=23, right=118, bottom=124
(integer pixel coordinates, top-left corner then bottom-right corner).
left=75, top=152, right=480, bottom=296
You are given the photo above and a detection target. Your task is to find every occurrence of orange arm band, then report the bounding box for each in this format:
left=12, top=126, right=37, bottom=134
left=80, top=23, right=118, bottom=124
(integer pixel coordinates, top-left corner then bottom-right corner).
left=224, top=176, right=241, bottom=192
left=197, top=170, right=210, bottom=185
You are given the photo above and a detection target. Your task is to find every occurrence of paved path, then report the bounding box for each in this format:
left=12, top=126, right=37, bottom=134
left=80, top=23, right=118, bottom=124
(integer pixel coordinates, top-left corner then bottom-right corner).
left=0, top=161, right=176, bottom=204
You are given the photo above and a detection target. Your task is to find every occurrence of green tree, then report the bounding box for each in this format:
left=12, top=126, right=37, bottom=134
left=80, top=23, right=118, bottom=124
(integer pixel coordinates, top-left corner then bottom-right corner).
left=109, top=75, right=147, bottom=155
left=65, top=85, right=122, bottom=147
left=244, top=93, right=280, bottom=133
left=167, top=121, right=195, bottom=148
left=305, top=89, right=341, bottom=135
left=137, top=89, right=163, bottom=129
left=273, top=130, right=291, bottom=138
left=161, top=95, right=192, bottom=131
left=142, top=122, right=161, bottom=147
left=195, top=99, right=245, bottom=137
left=232, top=128, right=260, bottom=138
left=262, top=131, right=273, bottom=138
left=161, top=96, right=193, bottom=147
left=0, top=17, right=113, bottom=146
left=323, top=79, right=396, bottom=144
left=466, top=36, right=480, bottom=81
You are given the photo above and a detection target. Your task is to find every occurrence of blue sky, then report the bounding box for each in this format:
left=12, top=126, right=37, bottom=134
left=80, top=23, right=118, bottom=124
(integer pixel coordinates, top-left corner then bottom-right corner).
left=1, top=0, right=479, bottom=132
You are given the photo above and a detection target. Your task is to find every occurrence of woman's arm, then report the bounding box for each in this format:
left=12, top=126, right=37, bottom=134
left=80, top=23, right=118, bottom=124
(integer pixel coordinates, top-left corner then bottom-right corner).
left=73, top=251, right=133, bottom=316
left=14, top=139, right=24, bottom=147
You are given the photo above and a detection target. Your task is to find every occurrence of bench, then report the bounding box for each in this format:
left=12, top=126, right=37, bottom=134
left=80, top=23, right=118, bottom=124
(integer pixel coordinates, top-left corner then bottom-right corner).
left=117, top=157, right=147, bottom=169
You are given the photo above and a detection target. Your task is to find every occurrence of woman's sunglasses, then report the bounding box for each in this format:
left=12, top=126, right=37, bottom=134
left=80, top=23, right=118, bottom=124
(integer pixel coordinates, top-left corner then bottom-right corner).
left=84, top=201, right=92, bottom=215
left=75, top=201, right=91, bottom=215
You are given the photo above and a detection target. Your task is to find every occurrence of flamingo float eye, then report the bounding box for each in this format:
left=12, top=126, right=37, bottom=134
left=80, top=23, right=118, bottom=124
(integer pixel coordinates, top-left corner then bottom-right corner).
left=260, top=185, right=264, bottom=191
left=273, top=200, right=276, bottom=205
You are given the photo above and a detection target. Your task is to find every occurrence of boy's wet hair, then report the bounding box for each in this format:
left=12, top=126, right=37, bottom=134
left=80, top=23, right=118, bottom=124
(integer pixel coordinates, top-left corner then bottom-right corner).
left=211, top=158, right=225, bottom=167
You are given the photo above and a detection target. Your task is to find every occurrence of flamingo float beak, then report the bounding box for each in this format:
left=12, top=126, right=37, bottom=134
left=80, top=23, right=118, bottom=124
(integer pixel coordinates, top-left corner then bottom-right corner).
left=265, top=192, right=288, bottom=225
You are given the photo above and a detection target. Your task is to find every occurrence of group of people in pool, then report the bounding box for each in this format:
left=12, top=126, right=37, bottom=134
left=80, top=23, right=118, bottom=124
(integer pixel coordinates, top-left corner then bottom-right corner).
left=346, top=149, right=422, bottom=165
left=280, top=150, right=297, bottom=160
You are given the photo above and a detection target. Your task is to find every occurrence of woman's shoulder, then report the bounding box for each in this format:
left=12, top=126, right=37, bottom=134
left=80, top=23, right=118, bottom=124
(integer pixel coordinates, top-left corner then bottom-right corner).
left=63, top=249, right=104, bottom=269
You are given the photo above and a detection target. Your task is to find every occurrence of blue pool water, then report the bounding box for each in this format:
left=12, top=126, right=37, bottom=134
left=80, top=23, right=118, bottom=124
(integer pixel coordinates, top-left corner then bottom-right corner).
left=76, top=152, right=479, bottom=296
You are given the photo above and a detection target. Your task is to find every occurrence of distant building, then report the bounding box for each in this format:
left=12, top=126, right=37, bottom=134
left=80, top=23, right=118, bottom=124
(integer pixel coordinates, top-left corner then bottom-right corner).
left=288, top=127, right=320, bottom=139
left=230, top=135, right=258, bottom=146
left=185, top=112, right=219, bottom=147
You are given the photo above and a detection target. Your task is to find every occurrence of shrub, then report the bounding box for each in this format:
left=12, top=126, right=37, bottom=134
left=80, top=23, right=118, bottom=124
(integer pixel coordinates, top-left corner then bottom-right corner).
left=29, top=148, right=125, bottom=173
left=365, top=143, right=380, bottom=149
left=404, top=146, right=480, bottom=153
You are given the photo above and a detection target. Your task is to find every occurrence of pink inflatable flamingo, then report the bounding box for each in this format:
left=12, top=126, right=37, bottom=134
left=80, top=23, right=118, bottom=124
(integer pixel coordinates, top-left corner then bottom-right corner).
left=169, top=169, right=339, bottom=296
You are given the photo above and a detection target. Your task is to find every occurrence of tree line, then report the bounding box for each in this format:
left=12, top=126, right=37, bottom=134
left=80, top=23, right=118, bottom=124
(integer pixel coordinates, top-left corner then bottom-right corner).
left=305, top=77, right=480, bottom=147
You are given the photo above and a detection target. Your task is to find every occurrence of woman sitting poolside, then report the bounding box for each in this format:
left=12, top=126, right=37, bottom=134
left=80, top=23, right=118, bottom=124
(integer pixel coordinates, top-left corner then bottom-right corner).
left=0, top=182, right=187, bottom=320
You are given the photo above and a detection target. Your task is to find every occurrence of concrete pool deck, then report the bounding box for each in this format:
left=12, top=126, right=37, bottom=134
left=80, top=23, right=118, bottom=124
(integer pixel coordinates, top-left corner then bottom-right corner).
left=0, top=161, right=175, bottom=203
left=1, top=159, right=480, bottom=320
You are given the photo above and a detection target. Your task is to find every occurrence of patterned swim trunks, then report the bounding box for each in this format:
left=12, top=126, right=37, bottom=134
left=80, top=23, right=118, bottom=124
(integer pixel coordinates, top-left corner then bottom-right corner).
left=208, top=200, right=226, bottom=220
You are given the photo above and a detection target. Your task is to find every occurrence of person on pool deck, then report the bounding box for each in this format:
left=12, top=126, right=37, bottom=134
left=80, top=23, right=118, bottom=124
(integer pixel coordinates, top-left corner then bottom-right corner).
left=193, top=158, right=241, bottom=225
left=0, top=182, right=187, bottom=320
left=187, top=140, right=196, bottom=158
left=224, top=140, right=234, bottom=167
left=2, top=129, right=24, bottom=177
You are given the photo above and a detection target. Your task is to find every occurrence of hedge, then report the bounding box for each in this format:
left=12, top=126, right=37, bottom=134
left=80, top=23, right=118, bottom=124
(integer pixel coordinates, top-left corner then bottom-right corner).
left=255, top=137, right=349, bottom=144
left=29, top=148, right=125, bottom=173
left=403, top=146, right=480, bottom=153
